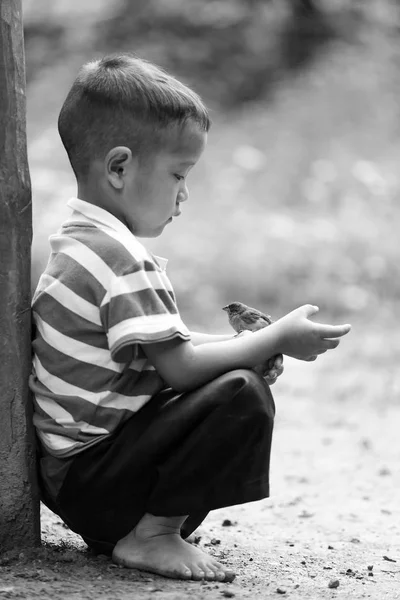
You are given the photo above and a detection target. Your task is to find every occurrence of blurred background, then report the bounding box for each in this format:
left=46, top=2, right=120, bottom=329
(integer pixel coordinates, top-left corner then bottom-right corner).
left=24, top=0, right=400, bottom=332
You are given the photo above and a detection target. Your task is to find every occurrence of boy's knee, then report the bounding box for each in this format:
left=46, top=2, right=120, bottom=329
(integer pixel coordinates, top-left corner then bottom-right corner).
left=221, top=369, right=275, bottom=421
left=233, top=368, right=267, bottom=389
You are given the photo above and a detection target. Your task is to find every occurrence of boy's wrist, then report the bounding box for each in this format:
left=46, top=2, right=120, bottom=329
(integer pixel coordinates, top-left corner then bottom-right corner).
left=265, top=321, right=285, bottom=355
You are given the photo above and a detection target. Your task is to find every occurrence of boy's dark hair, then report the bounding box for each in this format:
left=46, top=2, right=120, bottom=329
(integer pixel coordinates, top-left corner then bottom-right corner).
left=58, top=54, right=211, bottom=179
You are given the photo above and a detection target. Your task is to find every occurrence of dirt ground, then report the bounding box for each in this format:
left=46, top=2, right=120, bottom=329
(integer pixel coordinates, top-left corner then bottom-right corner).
left=1, top=324, right=399, bottom=599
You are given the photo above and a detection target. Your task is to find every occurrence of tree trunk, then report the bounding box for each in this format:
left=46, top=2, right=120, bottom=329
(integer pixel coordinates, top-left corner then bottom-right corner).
left=0, top=0, right=40, bottom=550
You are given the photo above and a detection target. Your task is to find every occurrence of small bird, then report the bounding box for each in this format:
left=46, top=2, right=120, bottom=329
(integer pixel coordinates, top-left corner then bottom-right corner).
left=222, top=301, right=283, bottom=378
left=222, top=301, right=274, bottom=334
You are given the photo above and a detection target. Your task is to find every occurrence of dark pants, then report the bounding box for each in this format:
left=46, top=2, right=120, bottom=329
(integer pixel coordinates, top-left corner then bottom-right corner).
left=43, top=369, right=275, bottom=555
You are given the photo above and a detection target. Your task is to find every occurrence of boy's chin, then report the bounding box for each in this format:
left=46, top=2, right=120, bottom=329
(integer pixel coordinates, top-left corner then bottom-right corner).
left=134, top=224, right=167, bottom=238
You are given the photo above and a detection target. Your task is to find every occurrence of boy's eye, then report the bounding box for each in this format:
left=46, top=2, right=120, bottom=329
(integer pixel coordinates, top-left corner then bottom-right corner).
left=174, top=174, right=184, bottom=181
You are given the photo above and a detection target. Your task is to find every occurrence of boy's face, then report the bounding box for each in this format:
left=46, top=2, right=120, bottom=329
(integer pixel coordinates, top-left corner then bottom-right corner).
left=124, top=121, right=207, bottom=238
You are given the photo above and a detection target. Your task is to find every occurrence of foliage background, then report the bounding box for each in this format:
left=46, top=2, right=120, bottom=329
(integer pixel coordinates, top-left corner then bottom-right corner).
left=24, top=0, right=400, bottom=332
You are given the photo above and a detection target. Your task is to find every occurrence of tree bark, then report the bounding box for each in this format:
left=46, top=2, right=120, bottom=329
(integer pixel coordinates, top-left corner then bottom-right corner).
left=0, top=0, right=40, bottom=550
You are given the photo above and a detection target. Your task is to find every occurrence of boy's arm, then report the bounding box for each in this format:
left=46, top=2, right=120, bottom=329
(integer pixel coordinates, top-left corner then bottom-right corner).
left=191, top=330, right=284, bottom=386
left=190, top=332, right=233, bottom=345
left=144, top=332, right=278, bottom=393
left=144, top=305, right=351, bottom=393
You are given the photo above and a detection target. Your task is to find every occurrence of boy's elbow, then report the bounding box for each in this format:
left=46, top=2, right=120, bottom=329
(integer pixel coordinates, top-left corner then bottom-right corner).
left=165, top=375, right=194, bottom=394
left=160, top=364, right=197, bottom=393
left=147, top=341, right=199, bottom=393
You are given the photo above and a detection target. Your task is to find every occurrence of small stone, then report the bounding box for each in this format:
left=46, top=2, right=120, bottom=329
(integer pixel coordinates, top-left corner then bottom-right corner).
left=361, top=438, right=372, bottom=450
left=346, top=569, right=353, bottom=574
left=328, top=579, right=340, bottom=589
left=328, top=545, right=334, bottom=550
left=383, top=555, right=397, bottom=563
left=222, top=519, right=233, bottom=527
left=298, top=510, right=314, bottom=519
left=301, top=560, right=306, bottom=565
left=211, top=538, right=221, bottom=545
left=276, top=588, right=286, bottom=595
left=221, top=591, right=235, bottom=598
left=378, top=467, right=391, bottom=476
left=368, top=572, right=374, bottom=577
left=224, top=572, right=236, bottom=583
left=367, top=565, right=373, bottom=571
left=350, top=538, right=360, bottom=544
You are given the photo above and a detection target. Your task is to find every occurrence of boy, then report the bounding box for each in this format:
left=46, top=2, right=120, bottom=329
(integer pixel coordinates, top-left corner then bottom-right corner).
left=30, top=54, right=351, bottom=582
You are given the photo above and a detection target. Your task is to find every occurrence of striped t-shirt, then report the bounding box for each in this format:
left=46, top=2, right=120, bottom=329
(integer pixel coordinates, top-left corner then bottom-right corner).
left=30, top=197, right=190, bottom=458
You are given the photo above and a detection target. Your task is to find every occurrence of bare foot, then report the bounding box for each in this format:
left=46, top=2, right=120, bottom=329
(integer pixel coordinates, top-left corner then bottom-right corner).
left=112, top=513, right=235, bottom=582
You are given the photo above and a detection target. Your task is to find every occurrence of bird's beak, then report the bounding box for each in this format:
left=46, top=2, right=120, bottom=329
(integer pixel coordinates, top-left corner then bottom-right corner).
left=222, top=306, right=228, bottom=311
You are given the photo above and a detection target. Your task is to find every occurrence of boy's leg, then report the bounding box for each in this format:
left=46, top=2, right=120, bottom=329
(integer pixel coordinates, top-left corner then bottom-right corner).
left=56, top=369, right=275, bottom=580
left=144, top=369, right=275, bottom=517
left=112, top=368, right=275, bottom=580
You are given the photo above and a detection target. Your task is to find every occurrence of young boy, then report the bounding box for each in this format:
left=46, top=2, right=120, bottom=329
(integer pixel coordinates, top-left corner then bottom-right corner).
left=30, top=54, right=351, bottom=583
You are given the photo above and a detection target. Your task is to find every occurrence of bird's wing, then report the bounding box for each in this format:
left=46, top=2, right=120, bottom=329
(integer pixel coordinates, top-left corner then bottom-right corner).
left=241, top=309, right=273, bottom=325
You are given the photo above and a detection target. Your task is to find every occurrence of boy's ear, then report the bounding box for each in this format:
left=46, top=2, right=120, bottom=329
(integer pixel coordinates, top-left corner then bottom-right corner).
left=105, top=146, right=135, bottom=190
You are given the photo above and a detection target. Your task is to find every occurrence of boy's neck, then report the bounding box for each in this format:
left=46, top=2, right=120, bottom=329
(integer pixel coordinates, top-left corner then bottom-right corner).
left=77, top=179, right=130, bottom=231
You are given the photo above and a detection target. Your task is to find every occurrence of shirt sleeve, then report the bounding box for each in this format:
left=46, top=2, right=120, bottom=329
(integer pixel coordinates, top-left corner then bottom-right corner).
left=100, top=260, right=190, bottom=362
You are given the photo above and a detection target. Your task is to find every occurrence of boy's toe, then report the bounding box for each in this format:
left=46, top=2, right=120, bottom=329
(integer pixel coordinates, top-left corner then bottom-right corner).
left=204, top=569, right=217, bottom=580
left=223, top=570, right=236, bottom=583
left=171, top=565, right=192, bottom=580
left=191, top=567, right=205, bottom=580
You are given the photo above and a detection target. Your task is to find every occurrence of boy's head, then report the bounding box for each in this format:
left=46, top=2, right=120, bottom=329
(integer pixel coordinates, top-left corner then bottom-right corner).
left=58, top=53, right=210, bottom=179
left=58, top=54, right=209, bottom=237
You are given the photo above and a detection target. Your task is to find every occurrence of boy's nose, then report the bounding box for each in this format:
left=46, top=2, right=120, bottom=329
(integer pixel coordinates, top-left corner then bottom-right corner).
left=178, top=186, right=189, bottom=203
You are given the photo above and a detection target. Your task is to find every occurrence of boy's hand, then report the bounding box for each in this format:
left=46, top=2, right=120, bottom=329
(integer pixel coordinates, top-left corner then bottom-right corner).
left=273, top=305, right=351, bottom=361
left=257, top=353, right=284, bottom=385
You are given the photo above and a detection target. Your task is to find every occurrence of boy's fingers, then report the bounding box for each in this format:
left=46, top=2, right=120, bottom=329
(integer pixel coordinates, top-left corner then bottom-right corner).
left=302, top=304, right=319, bottom=318
left=321, top=338, right=340, bottom=350
left=318, top=323, right=351, bottom=338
